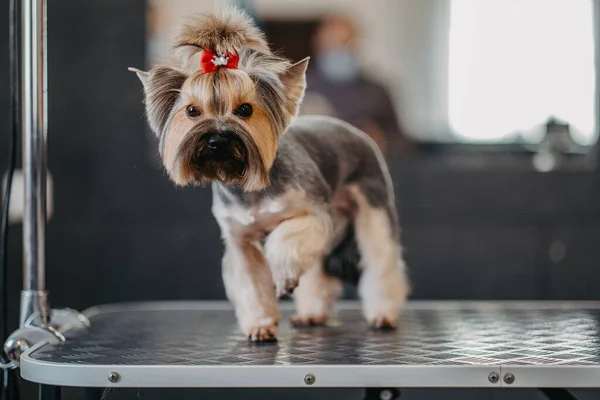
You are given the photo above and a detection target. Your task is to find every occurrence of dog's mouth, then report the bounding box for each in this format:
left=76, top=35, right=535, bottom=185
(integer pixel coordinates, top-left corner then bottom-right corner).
left=178, top=131, right=249, bottom=184
left=172, top=124, right=271, bottom=191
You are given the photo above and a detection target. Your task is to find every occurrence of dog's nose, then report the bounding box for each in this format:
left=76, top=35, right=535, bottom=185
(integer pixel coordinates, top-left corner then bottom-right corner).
left=206, top=134, right=231, bottom=150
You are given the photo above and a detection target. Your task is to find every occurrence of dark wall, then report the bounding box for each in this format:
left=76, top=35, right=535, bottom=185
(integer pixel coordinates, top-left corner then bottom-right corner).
left=393, top=156, right=600, bottom=300
left=42, top=0, right=230, bottom=310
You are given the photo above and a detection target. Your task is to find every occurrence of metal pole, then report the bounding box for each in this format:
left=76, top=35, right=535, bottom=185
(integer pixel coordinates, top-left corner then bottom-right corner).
left=595, top=0, right=600, bottom=155
left=20, top=0, right=49, bottom=327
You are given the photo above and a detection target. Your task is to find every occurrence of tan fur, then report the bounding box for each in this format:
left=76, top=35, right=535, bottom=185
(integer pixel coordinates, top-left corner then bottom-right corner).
left=221, top=239, right=278, bottom=341
left=348, top=185, right=410, bottom=328
left=184, top=69, right=255, bottom=114
left=247, top=108, right=279, bottom=171
left=162, top=109, right=196, bottom=184
left=213, top=188, right=308, bottom=340
left=213, top=187, right=337, bottom=334
left=264, top=207, right=333, bottom=298
left=130, top=8, right=409, bottom=341
left=158, top=66, right=282, bottom=189
left=183, top=68, right=279, bottom=171
left=291, top=264, right=342, bottom=326
left=280, top=58, right=310, bottom=117
left=130, top=8, right=308, bottom=192
left=174, top=7, right=271, bottom=64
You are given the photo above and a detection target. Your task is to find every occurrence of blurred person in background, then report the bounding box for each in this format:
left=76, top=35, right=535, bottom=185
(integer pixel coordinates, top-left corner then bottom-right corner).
left=302, top=15, right=414, bottom=156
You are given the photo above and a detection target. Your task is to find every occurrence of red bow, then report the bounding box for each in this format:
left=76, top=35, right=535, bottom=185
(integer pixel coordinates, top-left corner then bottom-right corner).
left=200, top=50, right=239, bottom=73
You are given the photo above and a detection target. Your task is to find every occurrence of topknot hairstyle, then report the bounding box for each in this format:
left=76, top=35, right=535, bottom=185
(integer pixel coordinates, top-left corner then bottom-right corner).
left=174, top=7, right=272, bottom=65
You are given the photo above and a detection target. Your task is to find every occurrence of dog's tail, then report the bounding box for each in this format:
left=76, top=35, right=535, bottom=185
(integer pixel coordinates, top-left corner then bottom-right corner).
left=174, top=7, right=271, bottom=64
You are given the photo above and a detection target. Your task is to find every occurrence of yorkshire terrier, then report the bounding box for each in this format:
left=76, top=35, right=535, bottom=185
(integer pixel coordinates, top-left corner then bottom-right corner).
left=130, top=8, right=409, bottom=342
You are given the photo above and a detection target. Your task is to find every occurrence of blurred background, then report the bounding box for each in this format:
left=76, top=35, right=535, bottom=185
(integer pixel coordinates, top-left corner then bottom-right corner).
left=1, top=0, right=600, bottom=398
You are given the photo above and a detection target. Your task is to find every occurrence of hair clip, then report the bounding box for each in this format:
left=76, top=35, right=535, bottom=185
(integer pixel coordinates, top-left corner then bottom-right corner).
left=200, top=50, right=239, bottom=73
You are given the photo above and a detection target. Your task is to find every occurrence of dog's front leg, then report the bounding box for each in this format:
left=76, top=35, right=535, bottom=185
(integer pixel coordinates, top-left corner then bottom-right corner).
left=222, top=238, right=279, bottom=341
left=264, top=208, right=333, bottom=298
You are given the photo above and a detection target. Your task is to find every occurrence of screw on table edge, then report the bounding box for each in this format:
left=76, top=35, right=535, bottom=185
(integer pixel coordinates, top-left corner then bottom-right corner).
left=108, top=372, right=121, bottom=383
left=488, top=371, right=500, bottom=384
left=304, top=373, right=315, bottom=385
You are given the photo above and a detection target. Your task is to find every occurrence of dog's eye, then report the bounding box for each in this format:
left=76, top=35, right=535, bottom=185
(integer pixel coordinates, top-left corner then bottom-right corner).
left=186, top=105, right=201, bottom=119
left=233, top=103, right=253, bottom=118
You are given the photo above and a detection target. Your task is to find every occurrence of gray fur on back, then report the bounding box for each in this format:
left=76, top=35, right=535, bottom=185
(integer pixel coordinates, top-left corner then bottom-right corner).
left=283, top=115, right=392, bottom=206
left=215, top=115, right=400, bottom=283
left=221, top=115, right=394, bottom=210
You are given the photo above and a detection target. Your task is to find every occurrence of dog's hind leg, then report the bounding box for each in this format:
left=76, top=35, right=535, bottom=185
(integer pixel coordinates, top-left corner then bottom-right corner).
left=348, top=185, right=409, bottom=329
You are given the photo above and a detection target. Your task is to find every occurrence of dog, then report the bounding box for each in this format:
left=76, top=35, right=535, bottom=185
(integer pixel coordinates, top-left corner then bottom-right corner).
left=129, top=7, right=409, bottom=342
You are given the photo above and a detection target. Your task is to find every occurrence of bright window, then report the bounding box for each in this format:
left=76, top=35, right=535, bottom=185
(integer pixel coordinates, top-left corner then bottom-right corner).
left=448, top=0, right=596, bottom=145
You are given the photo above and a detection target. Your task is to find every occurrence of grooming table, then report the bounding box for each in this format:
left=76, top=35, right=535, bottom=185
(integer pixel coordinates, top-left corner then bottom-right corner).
left=20, top=301, right=600, bottom=399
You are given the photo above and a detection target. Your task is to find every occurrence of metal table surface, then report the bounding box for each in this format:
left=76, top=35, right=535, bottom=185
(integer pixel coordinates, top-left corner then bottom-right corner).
left=19, top=301, right=600, bottom=389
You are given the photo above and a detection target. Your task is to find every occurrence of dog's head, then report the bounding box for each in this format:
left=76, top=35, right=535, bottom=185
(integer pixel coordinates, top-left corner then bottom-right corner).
left=130, top=8, right=308, bottom=191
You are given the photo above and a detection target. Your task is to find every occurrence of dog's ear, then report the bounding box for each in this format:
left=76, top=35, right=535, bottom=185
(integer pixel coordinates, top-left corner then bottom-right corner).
left=128, top=66, right=188, bottom=136
left=281, top=57, right=309, bottom=116
left=128, top=67, right=150, bottom=88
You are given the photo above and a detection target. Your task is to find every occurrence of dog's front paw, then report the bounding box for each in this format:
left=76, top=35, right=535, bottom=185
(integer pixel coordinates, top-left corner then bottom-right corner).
left=290, top=314, right=328, bottom=327
left=244, top=319, right=279, bottom=342
left=369, top=316, right=397, bottom=331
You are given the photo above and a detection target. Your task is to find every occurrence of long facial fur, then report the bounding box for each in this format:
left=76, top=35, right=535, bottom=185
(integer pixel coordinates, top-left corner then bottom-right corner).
left=130, top=8, right=309, bottom=191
